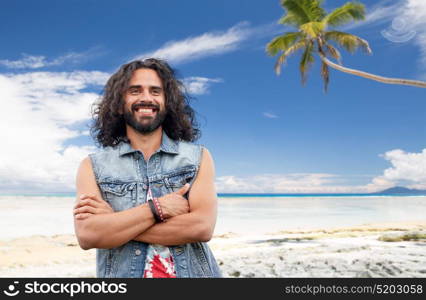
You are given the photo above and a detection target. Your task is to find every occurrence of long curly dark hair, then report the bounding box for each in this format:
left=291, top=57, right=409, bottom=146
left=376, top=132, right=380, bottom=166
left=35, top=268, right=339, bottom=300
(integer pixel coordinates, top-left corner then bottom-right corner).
left=91, top=58, right=200, bottom=147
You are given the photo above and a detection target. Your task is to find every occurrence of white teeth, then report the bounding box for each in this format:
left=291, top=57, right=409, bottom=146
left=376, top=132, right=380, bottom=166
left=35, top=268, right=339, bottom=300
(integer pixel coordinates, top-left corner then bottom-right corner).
left=137, top=108, right=154, bottom=113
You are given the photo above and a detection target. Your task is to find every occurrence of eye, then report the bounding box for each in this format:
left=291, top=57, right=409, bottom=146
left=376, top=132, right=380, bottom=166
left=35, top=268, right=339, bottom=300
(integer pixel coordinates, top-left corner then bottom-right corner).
left=151, top=88, right=161, bottom=96
left=128, top=88, right=140, bottom=95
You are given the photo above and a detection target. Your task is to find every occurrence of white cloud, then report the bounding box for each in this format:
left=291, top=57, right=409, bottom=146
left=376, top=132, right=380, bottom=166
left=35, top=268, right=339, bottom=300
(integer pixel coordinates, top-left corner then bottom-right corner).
left=136, top=22, right=250, bottom=63
left=0, top=54, right=46, bottom=69
left=0, top=71, right=109, bottom=192
left=367, top=148, right=426, bottom=191
left=346, top=0, right=426, bottom=72
left=344, top=1, right=400, bottom=30
left=418, top=34, right=426, bottom=67
left=394, top=0, right=426, bottom=70
left=183, top=77, right=223, bottom=95
left=217, top=148, right=426, bottom=193
left=402, top=0, right=426, bottom=25
left=263, top=112, right=278, bottom=119
left=0, top=50, right=97, bottom=69
left=412, top=30, right=426, bottom=74
left=135, top=21, right=280, bottom=64
left=215, top=173, right=363, bottom=193
left=381, top=149, right=426, bottom=181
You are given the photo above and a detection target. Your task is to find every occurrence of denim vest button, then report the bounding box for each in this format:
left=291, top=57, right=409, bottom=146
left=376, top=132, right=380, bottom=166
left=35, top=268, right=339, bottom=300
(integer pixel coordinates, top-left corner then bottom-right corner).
left=135, top=249, right=141, bottom=256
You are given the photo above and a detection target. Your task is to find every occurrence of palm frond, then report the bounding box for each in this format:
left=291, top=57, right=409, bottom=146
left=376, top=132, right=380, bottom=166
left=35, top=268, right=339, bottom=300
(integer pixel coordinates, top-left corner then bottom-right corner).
left=325, top=31, right=372, bottom=54
left=274, top=53, right=288, bottom=75
left=300, top=21, right=325, bottom=38
left=300, top=41, right=315, bottom=84
left=325, top=43, right=342, bottom=64
left=321, top=61, right=330, bottom=92
left=274, top=40, right=309, bottom=75
left=285, top=40, right=309, bottom=56
left=278, top=14, right=303, bottom=27
left=279, top=0, right=326, bottom=26
left=322, top=2, right=365, bottom=27
left=267, top=0, right=426, bottom=90
left=266, top=32, right=302, bottom=56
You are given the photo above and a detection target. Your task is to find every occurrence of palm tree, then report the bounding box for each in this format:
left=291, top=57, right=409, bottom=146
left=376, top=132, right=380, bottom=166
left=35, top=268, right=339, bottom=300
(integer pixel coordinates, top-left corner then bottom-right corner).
left=266, top=0, right=426, bottom=91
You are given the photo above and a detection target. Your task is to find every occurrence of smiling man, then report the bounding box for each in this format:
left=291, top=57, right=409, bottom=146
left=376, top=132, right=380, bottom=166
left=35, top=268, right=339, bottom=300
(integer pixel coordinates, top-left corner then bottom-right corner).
left=73, top=58, right=222, bottom=278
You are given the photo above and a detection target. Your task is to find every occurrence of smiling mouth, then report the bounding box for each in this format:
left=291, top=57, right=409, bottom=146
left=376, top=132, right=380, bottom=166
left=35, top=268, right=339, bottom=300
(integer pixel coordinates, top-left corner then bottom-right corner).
left=132, top=103, right=159, bottom=116
left=135, top=107, right=157, bottom=113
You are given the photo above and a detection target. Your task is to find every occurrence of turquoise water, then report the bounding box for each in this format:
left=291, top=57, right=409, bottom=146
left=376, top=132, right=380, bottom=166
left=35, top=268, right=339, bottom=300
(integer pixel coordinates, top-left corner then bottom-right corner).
left=219, top=193, right=426, bottom=197
left=0, top=195, right=425, bottom=239
left=216, top=195, right=426, bottom=235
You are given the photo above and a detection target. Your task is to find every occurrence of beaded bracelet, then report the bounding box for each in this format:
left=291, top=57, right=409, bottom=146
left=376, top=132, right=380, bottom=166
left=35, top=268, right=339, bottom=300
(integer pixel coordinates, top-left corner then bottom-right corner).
left=147, top=198, right=161, bottom=223
left=147, top=187, right=165, bottom=223
left=153, top=197, right=165, bottom=222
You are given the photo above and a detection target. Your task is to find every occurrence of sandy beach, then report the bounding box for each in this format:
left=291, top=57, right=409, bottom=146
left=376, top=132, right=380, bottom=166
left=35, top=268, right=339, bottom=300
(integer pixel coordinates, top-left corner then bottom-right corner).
left=1, top=221, right=425, bottom=278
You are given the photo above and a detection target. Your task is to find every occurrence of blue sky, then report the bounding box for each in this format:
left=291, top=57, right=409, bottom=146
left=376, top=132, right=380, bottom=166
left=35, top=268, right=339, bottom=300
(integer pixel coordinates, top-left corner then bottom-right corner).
left=0, top=0, right=425, bottom=193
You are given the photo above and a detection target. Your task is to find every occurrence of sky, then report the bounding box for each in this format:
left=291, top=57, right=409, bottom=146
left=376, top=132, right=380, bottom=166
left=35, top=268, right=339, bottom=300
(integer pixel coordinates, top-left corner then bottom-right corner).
left=0, top=0, right=425, bottom=194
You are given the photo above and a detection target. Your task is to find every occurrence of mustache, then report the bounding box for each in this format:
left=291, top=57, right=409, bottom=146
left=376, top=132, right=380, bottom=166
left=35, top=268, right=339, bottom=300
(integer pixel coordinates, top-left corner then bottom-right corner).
left=131, top=101, right=160, bottom=111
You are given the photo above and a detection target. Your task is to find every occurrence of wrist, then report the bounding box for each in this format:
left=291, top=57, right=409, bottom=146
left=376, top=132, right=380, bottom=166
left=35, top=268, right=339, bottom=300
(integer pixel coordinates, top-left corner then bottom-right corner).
left=146, top=187, right=165, bottom=223
left=147, top=199, right=162, bottom=223
left=152, top=197, right=165, bottom=222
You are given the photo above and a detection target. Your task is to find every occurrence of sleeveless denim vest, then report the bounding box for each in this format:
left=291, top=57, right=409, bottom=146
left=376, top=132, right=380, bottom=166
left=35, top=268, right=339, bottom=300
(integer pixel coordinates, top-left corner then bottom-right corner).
left=89, top=132, right=222, bottom=278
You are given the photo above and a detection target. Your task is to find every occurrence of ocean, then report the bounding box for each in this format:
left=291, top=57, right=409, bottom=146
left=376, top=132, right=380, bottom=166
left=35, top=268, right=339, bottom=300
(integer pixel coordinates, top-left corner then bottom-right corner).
left=0, top=194, right=425, bottom=240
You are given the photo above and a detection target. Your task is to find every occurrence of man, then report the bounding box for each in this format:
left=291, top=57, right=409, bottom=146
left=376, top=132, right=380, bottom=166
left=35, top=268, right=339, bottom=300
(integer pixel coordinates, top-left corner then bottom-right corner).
left=73, top=58, right=222, bottom=278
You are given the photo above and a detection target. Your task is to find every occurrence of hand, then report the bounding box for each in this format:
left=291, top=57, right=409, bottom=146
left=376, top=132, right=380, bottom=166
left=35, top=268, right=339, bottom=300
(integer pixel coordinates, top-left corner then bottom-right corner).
left=74, top=194, right=114, bottom=220
left=157, top=184, right=190, bottom=219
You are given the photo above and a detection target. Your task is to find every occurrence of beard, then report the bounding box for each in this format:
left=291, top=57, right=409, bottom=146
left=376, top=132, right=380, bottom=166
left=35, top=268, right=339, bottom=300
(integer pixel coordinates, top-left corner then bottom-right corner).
left=123, top=102, right=167, bottom=134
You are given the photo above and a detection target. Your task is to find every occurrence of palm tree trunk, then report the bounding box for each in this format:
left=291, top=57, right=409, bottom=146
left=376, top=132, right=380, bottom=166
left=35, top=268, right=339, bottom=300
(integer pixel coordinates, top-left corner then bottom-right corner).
left=319, top=53, right=426, bottom=88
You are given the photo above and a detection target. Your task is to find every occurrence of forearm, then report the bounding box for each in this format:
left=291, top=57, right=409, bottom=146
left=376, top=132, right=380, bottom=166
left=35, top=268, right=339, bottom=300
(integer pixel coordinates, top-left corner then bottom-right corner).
left=76, top=204, right=155, bottom=249
left=133, top=211, right=214, bottom=246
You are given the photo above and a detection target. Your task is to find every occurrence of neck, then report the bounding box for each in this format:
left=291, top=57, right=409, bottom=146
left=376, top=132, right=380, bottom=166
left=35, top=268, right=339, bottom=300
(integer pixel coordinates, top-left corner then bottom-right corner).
left=126, top=126, right=163, bottom=161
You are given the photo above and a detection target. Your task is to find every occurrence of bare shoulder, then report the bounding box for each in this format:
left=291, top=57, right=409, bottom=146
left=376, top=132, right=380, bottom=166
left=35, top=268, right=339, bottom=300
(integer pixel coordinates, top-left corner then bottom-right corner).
left=76, top=156, right=102, bottom=200
left=77, top=156, right=94, bottom=183
left=79, top=156, right=92, bottom=170
left=199, top=147, right=215, bottom=176
left=188, top=147, right=217, bottom=212
left=201, top=147, right=213, bottom=159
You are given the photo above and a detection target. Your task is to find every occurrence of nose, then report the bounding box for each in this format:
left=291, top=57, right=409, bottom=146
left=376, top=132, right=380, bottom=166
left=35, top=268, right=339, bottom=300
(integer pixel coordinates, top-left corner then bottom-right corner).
left=137, top=91, right=154, bottom=102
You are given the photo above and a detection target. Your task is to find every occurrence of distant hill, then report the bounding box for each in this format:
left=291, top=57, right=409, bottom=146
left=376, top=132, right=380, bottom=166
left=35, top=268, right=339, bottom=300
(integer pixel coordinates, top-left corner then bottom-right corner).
left=374, top=186, right=426, bottom=195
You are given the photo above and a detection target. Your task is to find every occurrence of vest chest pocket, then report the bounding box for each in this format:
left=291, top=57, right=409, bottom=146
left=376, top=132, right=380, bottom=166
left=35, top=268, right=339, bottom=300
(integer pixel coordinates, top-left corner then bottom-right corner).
left=163, top=167, right=197, bottom=193
left=99, top=182, right=137, bottom=212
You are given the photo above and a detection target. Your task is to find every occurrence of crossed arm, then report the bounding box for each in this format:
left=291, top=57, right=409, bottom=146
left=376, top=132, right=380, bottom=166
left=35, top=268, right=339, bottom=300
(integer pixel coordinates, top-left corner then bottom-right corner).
left=73, top=148, right=218, bottom=250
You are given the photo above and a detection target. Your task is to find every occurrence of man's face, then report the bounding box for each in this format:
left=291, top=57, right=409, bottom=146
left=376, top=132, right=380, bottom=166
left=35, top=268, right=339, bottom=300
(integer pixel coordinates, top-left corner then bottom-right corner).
left=122, top=68, right=166, bottom=134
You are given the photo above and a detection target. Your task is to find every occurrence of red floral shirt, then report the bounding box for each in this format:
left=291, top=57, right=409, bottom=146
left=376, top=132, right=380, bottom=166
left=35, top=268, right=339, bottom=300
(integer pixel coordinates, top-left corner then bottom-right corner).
left=143, top=244, right=177, bottom=278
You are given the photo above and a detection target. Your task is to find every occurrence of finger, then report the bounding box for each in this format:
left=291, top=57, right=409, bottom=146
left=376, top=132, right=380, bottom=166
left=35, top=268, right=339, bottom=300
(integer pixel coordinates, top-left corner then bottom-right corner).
left=74, top=206, right=98, bottom=215
left=79, top=195, right=109, bottom=206
left=74, top=207, right=111, bottom=216
left=74, top=199, right=93, bottom=209
left=74, top=199, right=99, bottom=209
left=175, top=183, right=190, bottom=196
left=79, top=194, right=104, bottom=203
left=74, top=213, right=92, bottom=220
